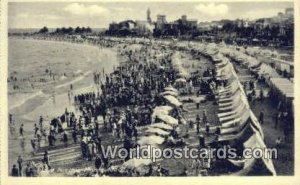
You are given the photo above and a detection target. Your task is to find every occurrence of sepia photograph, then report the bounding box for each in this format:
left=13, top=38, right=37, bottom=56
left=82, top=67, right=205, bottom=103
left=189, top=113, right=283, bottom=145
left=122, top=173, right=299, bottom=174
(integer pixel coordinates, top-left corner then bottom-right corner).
left=1, top=0, right=297, bottom=181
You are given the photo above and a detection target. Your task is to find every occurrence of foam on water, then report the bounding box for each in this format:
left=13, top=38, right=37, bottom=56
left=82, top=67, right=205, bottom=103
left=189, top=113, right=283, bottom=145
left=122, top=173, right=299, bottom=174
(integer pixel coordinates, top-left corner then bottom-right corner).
left=9, top=90, right=44, bottom=111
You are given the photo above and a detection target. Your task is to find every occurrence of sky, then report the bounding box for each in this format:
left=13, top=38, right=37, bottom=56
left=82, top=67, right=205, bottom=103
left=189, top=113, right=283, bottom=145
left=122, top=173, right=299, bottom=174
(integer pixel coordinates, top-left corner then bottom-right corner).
left=8, top=2, right=293, bottom=29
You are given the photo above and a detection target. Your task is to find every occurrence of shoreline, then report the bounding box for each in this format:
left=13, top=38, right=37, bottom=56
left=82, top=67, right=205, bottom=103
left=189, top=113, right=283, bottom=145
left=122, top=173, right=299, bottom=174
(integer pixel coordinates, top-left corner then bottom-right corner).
left=8, top=38, right=118, bottom=115
left=8, top=38, right=122, bottom=170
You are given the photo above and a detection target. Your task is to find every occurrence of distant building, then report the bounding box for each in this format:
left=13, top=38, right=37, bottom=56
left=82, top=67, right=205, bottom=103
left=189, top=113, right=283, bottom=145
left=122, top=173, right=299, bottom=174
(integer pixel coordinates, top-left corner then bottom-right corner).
left=156, top=14, right=167, bottom=30
left=134, top=9, right=155, bottom=36
left=135, top=20, right=154, bottom=35
left=197, top=22, right=213, bottom=31
left=108, top=22, right=120, bottom=33
left=255, top=18, right=272, bottom=29
left=285, top=7, right=294, bottom=17
left=235, top=19, right=251, bottom=28
left=147, top=8, right=152, bottom=23
left=119, top=20, right=136, bottom=30
left=107, top=20, right=137, bottom=35
left=177, top=15, right=198, bottom=29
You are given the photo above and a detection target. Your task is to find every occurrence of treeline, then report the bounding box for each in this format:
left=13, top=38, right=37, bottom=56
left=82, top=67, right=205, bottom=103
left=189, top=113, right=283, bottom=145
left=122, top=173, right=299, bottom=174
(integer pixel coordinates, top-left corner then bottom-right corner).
left=38, top=26, right=93, bottom=34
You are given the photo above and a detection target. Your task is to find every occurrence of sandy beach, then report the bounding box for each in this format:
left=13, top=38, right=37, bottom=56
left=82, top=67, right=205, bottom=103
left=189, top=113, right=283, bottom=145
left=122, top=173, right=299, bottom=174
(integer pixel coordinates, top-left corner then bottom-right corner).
left=8, top=38, right=122, bottom=168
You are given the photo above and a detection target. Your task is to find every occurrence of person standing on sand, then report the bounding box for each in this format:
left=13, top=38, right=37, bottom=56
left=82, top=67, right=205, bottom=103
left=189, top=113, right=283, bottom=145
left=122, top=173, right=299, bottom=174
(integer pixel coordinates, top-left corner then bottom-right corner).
left=259, top=110, right=264, bottom=125
left=275, top=112, right=281, bottom=129
left=43, top=151, right=50, bottom=169
left=202, top=110, right=207, bottom=125
left=95, top=155, right=102, bottom=172
left=39, top=116, right=43, bottom=129
left=20, top=138, right=25, bottom=152
left=17, top=155, right=23, bottom=176
left=11, top=164, right=19, bottom=177
left=19, top=124, right=24, bottom=137
left=34, top=124, right=39, bottom=138
left=9, top=113, right=13, bottom=125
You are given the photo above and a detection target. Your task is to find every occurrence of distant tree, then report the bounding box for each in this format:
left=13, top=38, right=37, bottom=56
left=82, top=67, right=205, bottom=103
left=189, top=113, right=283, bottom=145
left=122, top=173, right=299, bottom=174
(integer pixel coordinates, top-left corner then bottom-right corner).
left=67, top=27, right=74, bottom=34
left=86, top=27, right=92, bottom=33
left=55, top=28, right=61, bottom=34
left=61, top=27, right=67, bottom=34
left=75, top=26, right=82, bottom=34
left=39, top=26, right=49, bottom=34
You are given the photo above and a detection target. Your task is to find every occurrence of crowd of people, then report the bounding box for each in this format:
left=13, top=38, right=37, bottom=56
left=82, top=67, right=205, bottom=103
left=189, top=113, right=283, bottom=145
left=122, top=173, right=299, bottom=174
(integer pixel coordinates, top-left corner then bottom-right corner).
left=9, top=35, right=294, bottom=177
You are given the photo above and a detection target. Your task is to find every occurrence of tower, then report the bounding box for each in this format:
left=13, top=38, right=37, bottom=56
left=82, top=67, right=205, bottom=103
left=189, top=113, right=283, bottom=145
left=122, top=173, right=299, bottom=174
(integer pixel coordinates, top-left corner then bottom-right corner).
left=147, top=8, right=152, bottom=23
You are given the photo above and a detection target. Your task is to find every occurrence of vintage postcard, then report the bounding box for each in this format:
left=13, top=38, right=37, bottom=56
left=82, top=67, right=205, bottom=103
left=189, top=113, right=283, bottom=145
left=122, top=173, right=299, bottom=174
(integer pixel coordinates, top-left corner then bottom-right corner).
left=0, top=0, right=299, bottom=185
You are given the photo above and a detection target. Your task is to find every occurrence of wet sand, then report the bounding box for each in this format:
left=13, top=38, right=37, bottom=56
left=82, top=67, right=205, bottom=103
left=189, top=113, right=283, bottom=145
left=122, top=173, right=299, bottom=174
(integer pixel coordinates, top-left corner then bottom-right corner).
left=8, top=38, right=122, bottom=169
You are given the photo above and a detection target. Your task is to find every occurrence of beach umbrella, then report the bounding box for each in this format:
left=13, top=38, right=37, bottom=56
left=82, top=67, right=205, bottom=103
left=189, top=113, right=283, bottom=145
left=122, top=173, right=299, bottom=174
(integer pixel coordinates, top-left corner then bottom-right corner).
left=156, top=114, right=178, bottom=125
left=175, top=78, right=186, bottom=83
left=193, top=96, right=206, bottom=103
left=177, top=70, right=189, bottom=78
left=150, top=122, right=173, bottom=131
left=160, top=91, right=178, bottom=97
left=153, top=106, right=173, bottom=115
left=123, top=158, right=152, bottom=169
left=138, top=135, right=165, bottom=146
left=164, top=86, right=178, bottom=93
left=146, top=127, right=170, bottom=136
left=163, top=95, right=182, bottom=107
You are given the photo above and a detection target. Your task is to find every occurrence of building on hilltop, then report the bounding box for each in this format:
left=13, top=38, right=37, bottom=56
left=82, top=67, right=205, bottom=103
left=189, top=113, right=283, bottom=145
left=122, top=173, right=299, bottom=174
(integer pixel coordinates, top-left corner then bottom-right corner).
left=107, top=20, right=137, bottom=36
left=154, top=14, right=198, bottom=36
left=107, top=8, right=155, bottom=36
left=285, top=7, right=294, bottom=17
left=147, top=8, right=152, bottom=23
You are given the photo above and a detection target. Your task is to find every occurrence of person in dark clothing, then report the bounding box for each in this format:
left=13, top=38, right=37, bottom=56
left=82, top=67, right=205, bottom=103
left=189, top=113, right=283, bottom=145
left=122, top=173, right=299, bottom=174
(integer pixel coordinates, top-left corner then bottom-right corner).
left=102, top=154, right=109, bottom=169
left=72, top=130, right=78, bottom=143
left=25, top=164, right=33, bottom=177
left=31, top=139, right=36, bottom=150
left=259, top=111, right=264, bottom=124
left=145, top=164, right=153, bottom=176
left=123, top=138, right=131, bottom=161
left=43, top=151, right=50, bottom=169
left=202, top=111, right=207, bottom=124
left=205, top=123, right=210, bottom=135
left=199, top=135, right=205, bottom=148
left=196, top=120, right=200, bottom=134
left=179, top=167, right=188, bottom=176
left=9, top=114, right=13, bottom=125
left=19, top=124, right=24, bottom=137
left=17, top=155, right=23, bottom=176
left=62, top=131, right=68, bottom=145
left=95, top=155, right=102, bottom=171
left=34, top=124, right=39, bottom=138
left=215, top=126, right=221, bottom=135
left=156, top=164, right=169, bottom=176
left=133, top=127, right=138, bottom=141
left=11, top=164, right=19, bottom=177
left=39, top=116, right=43, bottom=129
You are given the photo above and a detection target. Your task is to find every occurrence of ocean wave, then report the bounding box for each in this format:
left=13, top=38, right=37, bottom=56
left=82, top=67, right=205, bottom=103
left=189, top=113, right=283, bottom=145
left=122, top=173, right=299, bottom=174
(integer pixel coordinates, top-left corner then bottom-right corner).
left=8, top=90, right=44, bottom=111
left=55, top=71, right=91, bottom=89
